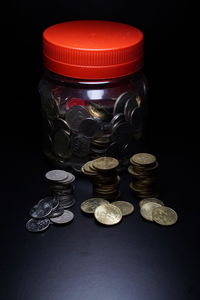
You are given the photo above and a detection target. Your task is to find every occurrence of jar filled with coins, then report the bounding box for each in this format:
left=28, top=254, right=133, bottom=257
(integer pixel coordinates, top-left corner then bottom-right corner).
left=39, top=20, right=148, bottom=172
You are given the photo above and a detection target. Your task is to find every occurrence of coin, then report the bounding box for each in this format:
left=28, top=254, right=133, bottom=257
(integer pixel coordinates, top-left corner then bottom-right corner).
left=41, top=92, right=59, bottom=120
left=124, top=94, right=138, bottom=122
left=65, top=105, right=90, bottom=132
left=80, top=198, right=109, bottom=214
left=130, top=153, right=156, bottom=166
left=43, top=118, right=54, bottom=136
left=48, top=207, right=64, bottom=218
left=71, top=134, right=90, bottom=157
left=88, top=104, right=108, bottom=120
left=92, top=157, right=119, bottom=171
left=139, top=198, right=164, bottom=208
left=113, top=91, right=133, bottom=115
left=54, top=117, right=70, bottom=134
left=140, top=202, right=162, bottom=221
left=38, top=196, right=59, bottom=211
left=78, top=118, right=100, bottom=138
left=26, top=218, right=50, bottom=232
left=45, top=170, right=68, bottom=182
left=152, top=206, right=178, bottom=226
left=111, top=201, right=134, bottom=216
left=29, top=201, right=52, bottom=219
left=53, top=129, right=71, bottom=158
left=94, top=203, right=122, bottom=225
left=60, top=173, right=75, bottom=184
left=50, top=210, right=74, bottom=224
left=111, top=113, right=125, bottom=126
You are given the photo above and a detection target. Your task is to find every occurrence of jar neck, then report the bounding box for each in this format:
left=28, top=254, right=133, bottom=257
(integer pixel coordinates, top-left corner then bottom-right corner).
left=44, top=68, right=143, bottom=87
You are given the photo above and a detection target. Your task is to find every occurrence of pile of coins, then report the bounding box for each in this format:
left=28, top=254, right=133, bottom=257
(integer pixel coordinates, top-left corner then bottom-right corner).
left=26, top=196, right=74, bottom=233
left=26, top=170, right=76, bottom=233
left=139, top=198, right=178, bottom=226
left=41, top=89, right=144, bottom=170
left=81, top=198, right=134, bottom=226
left=45, top=170, right=76, bottom=208
left=128, top=153, right=159, bottom=198
left=81, top=157, right=120, bottom=201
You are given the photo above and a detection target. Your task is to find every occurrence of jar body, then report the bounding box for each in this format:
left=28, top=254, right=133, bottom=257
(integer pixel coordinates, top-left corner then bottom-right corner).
left=39, top=70, right=148, bottom=172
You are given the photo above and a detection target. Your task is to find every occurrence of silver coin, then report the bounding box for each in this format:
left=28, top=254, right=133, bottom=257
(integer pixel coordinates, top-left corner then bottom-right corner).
left=54, top=118, right=70, bottom=134
left=41, top=93, right=59, bottom=120
left=50, top=210, right=74, bottom=224
left=30, top=201, right=52, bottom=219
left=78, top=118, right=100, bottom=138
left=124, top=94, right=138, bottom=122
left=112, top=122, right=132, bottom=143
left=71, top=135, right=90, bottom=157
left=53, top=129, right=71, bottom=159
left=48, top=207, right=64, bottom=218
left=26, top=218, right=50, bottom=232
left=111, top=113, right=125, bottom=126
left=60, top=172, right=75, bottom=184
left=45, top=170, right=69, bottom=182
left=38, top=196, right=59, bottom=211
left=113, top=92, right=133, bottom=115
left=65, top=106, right=90, bottom=132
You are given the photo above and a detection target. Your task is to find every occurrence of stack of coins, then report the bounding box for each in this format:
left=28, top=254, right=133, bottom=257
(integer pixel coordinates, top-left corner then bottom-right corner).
left=80, top=198, right=134, bottom=226
left=128, top=153, right=159, bottom=198
left=90, top=124, right=112, bottom=160
left=139, top=198, right=178, bottom=226
left=45, top=170, right=76, bottom=208
left=81, top=157, right=120, bottom=201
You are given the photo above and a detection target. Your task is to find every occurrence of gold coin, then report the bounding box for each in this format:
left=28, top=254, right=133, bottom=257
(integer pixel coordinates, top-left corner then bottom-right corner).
left=111, top=201, right=134, bottom=216
left=94, top=203, right=122, bottom=225
left=88, top=104, right=107, bottom=120
left=139, top=198, right=164, bottom=208
left=152, top=206, right=178, bottom=226
left=140, top=202, right=162, bottom=221
left=130, top=153, right=156, bottom=166
left=92, top=157, right=119, bottom=171
left=80, top=198, right=109, bottom=214
left=81, top=161, right=98, bottom=175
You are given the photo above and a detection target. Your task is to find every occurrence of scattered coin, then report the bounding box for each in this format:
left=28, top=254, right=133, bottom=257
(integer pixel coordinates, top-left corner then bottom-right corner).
left=111, top=201, right=134, bottom=216
left=26, top=218, right=50, bottom=233
left=152, top=206, right=178, bottom=226
left=48, top=207, right=65, bottom=218
left=139, top=198, right=164, bottom=208
left=29, top=201, right=52, bottom=219
left=81, top=198, right=109, bottom=214
left=94, top=203, right=122, bottom=225
left=140, top=202, right=162, bottom=221
left=50, top=210, right=74, bottom=224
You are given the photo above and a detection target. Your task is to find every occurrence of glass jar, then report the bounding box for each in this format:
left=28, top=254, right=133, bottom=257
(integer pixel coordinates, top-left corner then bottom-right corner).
left=39, top=20, right=147, bottom=172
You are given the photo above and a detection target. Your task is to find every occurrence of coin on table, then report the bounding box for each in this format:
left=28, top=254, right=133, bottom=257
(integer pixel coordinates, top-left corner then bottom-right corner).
left=140, top=202, right=162, bottom=221
left=71, top=134, right=90, bottom=157
left=81, top=198, right=109, bottom=214
left=45, top=170, right=69, bottom=182
left=111, top=201, right=134, bottom=216
left=139, top=198, right=164, bottom=208
left=152, top=206, right=178, bottom=226
left=78, top=117, right=100, bottom=138
left=53, top=129, right=71, bottom=158
left=94, top=203, right=122, bottom=225
left=30, top=201, right=52, bottom=219
left=92, top=157, right=119, bottom=171
left=60, top=172, right=75, bottom=184
left=38, top=196, right=59, bottom=211
left=65, top=105, right=90, bottom=132
left=50, top=210, right=74, bottom=224
left=48, top=207, right=65, bottom=218
left=113, top=91, right=133, bottom=115
left=130, top=153, right=156, bottom=166
left=26, top=218, right=50, bottom=233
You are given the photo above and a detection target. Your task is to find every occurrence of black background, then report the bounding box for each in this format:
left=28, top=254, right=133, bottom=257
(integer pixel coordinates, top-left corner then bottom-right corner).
left=1, top=1, right=199, bottom=300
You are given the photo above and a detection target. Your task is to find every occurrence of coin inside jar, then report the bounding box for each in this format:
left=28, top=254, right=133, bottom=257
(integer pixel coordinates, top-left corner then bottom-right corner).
left=94, top=203, right=122, bottom=225
left=78, top=118, right=100, bottom=138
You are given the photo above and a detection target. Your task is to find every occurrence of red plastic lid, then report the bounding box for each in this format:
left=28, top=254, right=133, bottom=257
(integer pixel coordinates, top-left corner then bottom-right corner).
left=43, top=20, right=144, bottom=79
